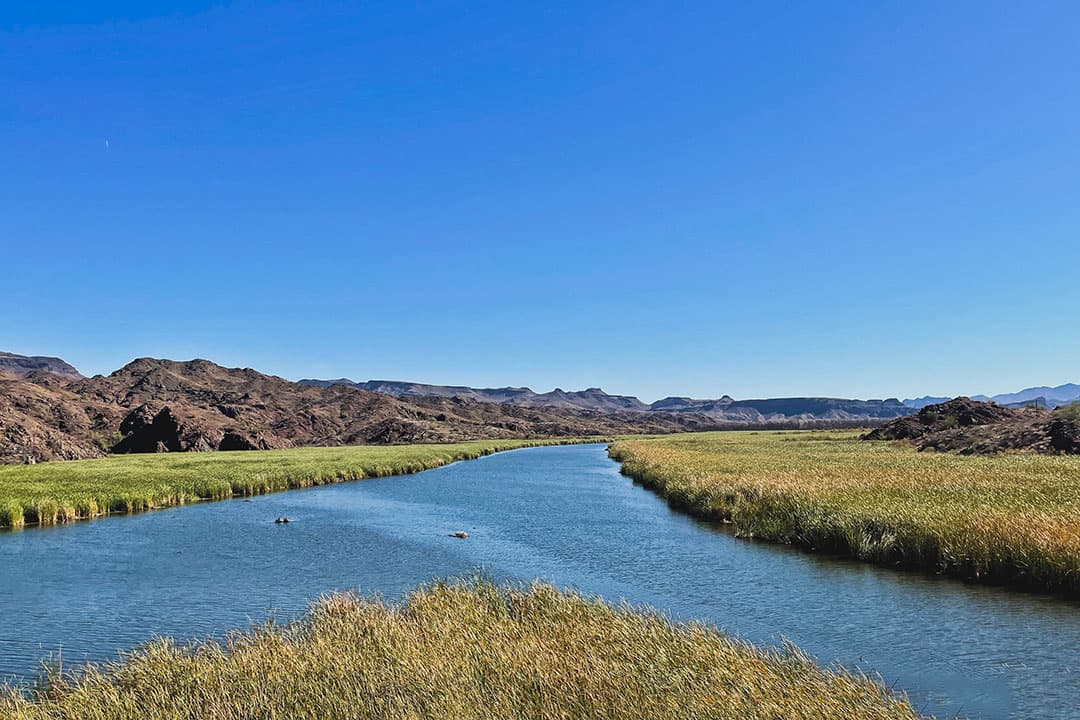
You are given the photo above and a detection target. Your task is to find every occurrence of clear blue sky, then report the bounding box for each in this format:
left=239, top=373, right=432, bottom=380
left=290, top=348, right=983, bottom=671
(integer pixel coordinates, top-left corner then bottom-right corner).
left=3, top=2, right=1078, bottom=402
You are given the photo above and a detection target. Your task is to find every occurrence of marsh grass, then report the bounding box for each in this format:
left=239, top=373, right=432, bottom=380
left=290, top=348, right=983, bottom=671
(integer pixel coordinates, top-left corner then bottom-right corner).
left=0, top=439, right=589, bottom=529
left=609, top=431, right=1080, bottom=595
left=0, top=580, right=919, bottom=720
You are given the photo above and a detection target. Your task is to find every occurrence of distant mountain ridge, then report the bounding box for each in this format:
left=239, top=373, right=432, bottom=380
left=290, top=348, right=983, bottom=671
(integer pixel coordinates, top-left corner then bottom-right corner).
left=0, top=352, right=82, bottom=379
left=904, top=383, right=1080, bottom=410
left=298, top=379, right=651, bottom=413
left=299, top=379, right=912, bottom=422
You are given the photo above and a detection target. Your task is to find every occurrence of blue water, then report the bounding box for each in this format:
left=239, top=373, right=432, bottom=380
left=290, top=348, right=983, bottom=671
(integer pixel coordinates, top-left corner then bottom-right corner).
left=1, top=444, right=1077, bottom=718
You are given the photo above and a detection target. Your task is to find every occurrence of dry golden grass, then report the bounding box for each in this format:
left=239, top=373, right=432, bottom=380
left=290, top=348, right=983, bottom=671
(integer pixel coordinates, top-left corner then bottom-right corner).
left=609, top=431, right=1080, bottom=595
left=0, top=580, right=918, bottom=720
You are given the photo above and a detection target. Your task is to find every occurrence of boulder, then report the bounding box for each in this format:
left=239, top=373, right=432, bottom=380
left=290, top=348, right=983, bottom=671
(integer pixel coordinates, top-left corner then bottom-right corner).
left=113, top=406, right=216, bottom=454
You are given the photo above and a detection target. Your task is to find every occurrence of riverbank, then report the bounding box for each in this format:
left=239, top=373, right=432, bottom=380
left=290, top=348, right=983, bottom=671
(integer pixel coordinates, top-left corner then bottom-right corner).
left=0, top=579, right=919, bottom=720
left=609, top=431, right=1080, bottom=596
left=0, top=439, right=593, bottom=529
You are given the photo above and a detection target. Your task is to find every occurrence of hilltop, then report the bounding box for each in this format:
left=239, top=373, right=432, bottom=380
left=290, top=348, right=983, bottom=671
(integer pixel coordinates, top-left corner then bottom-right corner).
left=0, top=352, right=82, bottom=379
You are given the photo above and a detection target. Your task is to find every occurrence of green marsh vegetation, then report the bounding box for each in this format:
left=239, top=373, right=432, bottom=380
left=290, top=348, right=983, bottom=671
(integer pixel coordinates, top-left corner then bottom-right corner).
left=0, top=579, right=919, bottom=720
left=609, top=431, right=1080, bottom=595
left=0, top=439, right=587, bottom=529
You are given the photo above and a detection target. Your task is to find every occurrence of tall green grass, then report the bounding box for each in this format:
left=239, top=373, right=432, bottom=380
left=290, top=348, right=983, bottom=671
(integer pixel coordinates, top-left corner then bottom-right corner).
left=0, top=439, right=589, bottom=529
left=0, top=579, right=919, bottom=720
left=609, top=431, right=1080, bottom=595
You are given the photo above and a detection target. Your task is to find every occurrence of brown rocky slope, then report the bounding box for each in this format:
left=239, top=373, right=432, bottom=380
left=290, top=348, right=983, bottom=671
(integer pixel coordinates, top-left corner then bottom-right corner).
left=0, top=371, right=116, bottom=463
left=1, top=358, right=718, bottom=464
left=863, top=397, right=1080, bottom=454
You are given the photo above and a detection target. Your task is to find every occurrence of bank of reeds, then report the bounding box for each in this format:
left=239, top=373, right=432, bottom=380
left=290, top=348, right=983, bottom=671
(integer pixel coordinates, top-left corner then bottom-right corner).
left=0, top=580, right=919, bottom=720
left=0, top=439, right=587, bottom=529
left=609, top=431, right=1080, bottom=596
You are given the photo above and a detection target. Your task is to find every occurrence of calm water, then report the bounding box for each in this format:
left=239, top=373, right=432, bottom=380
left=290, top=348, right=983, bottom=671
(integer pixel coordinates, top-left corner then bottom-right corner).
left=1, top=444, right=1077, bottom=718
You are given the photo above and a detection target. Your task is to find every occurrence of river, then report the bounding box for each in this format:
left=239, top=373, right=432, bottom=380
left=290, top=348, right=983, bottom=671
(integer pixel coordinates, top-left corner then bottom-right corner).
left=1, top=444, right=1076, bottom=718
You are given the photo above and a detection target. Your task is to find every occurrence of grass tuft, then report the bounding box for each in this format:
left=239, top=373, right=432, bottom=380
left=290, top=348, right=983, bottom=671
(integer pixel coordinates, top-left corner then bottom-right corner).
left=0, top=580, right=919, bottom=720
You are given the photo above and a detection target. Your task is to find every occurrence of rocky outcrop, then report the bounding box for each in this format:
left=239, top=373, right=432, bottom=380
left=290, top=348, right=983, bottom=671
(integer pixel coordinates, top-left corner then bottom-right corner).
left=864, top=398, right=1018, bottom=442
left=1047, top=415, right=1080, bottom=454
left=864, top=398, right=1080, bottom=455
left=112, top=406, right=217, bottom=453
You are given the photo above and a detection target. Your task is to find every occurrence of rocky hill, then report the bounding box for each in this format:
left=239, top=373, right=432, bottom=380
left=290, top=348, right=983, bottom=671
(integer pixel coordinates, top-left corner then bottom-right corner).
left=0, top=370, right=113, bottom=464
left=0, top=352, right=83, bottom=379
left=1, top=352, right=940, bottom=465
left=864, top=398, right=1080, bottom=455
left=0, top=358, right=717, bottom=464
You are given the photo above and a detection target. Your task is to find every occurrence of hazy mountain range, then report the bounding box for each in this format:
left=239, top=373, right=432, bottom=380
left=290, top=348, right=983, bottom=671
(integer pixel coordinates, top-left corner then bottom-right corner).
left=903, top=383, right=1080, bottom=410
left=305, top=378, right=1080, bottom=416
left=298, top=378, right=912, bottom=422
left=299, top=380, right=653, bottom=413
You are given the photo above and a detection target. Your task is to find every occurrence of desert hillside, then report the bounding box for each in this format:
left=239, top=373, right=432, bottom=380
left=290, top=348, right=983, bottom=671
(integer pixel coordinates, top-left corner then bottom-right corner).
left=0, top=356, right=715, bottom=464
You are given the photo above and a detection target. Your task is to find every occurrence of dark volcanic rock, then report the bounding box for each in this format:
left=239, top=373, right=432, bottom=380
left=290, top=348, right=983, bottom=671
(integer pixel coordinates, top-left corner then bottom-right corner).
left=218, top=431, right=262, bottom=451
left=113, top=406, right=216, bottom=454
left=118, top=403, right=157, bottom=436
left=1047, top=416, right=1080, bottom=454
left=864, top=398, right=1080, bottom=455
left=864, top=398, right=1017, bottom=443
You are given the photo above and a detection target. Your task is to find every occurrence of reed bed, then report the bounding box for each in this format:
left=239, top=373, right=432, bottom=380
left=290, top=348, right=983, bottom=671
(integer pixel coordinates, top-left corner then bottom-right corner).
left=0, top=439, right=585, bottom=529
left=0, top=580, right=918, bottom=720
left=609, top=431, right=1080, bottom=595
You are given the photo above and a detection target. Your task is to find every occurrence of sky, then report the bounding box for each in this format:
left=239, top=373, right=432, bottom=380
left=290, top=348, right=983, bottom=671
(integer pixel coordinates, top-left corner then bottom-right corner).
left=2, top=1, right=1079, bottom=402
